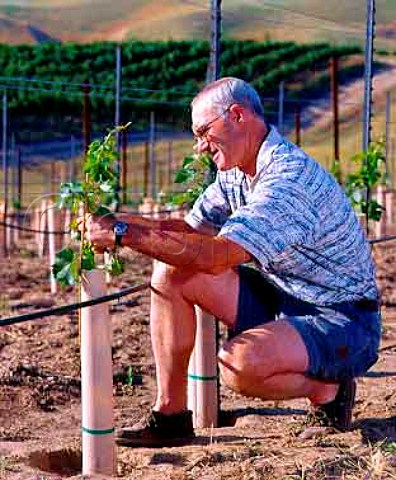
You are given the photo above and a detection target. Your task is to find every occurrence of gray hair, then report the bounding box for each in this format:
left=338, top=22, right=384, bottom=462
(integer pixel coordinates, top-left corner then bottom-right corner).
left=191, top=77, right=265, bottom=118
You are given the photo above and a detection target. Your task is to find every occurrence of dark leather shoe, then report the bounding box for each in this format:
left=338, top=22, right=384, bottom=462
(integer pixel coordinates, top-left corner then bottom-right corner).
left=306, top=379, right=356, bottom=432
left=116, top=410, right=195, bottom=448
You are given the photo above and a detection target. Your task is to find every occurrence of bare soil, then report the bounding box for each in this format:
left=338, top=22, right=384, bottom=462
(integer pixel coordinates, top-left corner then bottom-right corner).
left=0, top=223, right=396, bottom=480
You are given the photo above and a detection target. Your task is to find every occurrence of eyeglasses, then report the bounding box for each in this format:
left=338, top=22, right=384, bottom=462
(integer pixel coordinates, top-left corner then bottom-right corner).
left=193, top=105, right=232, bottom=143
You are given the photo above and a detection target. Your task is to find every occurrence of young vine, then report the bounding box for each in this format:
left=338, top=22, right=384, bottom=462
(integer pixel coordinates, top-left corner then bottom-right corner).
left=344, top=138, right=386, bottom=221
left=52, top=124, right=131, bottom=286
left=171, top=152, right=215, bottom=207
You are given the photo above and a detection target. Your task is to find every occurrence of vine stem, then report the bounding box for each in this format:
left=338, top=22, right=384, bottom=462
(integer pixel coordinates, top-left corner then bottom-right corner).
left=78, top=174, right=90, bottom=346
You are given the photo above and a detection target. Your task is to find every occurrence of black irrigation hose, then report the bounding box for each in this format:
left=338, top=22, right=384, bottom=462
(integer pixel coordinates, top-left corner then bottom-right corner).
left=369, top=235, right=396, bottom=244
left=0, top=206, right=187, bottom=235
left=0, top=282, right=150, bottom=328
left=0, top=219, right=70, bottom=235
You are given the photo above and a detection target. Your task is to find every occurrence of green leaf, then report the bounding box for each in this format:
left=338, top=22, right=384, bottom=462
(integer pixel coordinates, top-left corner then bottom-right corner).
left=54, top=123, right=132, bottom=284
left=81, top=244, right=96, bottom=271
left=12, top=199, right=21, bottom=210
left=57, top=182, right=85, bottom=209
left=342, top=138, right=386, bottom=222
left=94, top=205, right=114, bottom=217
left=126, top=365, right=134, bottom=386
left=174, top=169, right=193, bottom=184
left=55, top=262, right=79, bottom=286
left=52, top=248, right=79, bottom=286
left=99, top=181, right=115, bottom=193
left=54, top=247, right=76, bottom=264
left=182, top=156, right=195, bottom=167
left=109, top=255, right=124, bottom=276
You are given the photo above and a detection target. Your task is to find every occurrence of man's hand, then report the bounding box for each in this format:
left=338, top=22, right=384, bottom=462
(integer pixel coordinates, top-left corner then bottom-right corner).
left=78, top=213, right=116, bottom=253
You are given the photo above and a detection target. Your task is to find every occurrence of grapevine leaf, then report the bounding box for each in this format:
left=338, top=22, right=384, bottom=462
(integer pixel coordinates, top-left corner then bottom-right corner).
left=99, top=181, right=115, bottom=193
left=343, top=138, right=386, bottom=222
left=174, top=169, right=193, bottom=184
left=109, top=255, right=124, bottom=276
left=52, top=248, right=79, bottom=286
left=54, top=123, right=131, bottom=285
left=57, top=182, right=84, bottom=209
left=54, top=247, right=76, bottom=263
left=94, top=205, right=114, bottom=217
left=81, top=244, right=96, bottom=271
left=182, top=156, right=195, bottom=167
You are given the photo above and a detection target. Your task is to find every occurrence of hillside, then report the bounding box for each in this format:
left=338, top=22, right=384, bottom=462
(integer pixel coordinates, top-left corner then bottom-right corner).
left=0, top=0, right=395, bottom=47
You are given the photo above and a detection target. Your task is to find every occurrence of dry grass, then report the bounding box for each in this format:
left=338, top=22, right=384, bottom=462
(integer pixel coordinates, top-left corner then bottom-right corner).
left=1, top=0, right=396, bottom=46
left=87, top=1, right=206, bottom=43
left=299, top=66, right=396, bottom=178
left=284, top=442, right=396, bottom=480
left=0, top=137, right=194, bottom=208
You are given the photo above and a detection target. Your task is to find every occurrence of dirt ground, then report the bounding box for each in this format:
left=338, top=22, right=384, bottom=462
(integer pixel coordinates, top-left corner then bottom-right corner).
left=0, top=223, right=396, bottom=480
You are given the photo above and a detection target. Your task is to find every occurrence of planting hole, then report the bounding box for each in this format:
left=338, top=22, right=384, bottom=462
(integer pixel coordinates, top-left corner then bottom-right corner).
left=28, top=448, right=82, bottom=476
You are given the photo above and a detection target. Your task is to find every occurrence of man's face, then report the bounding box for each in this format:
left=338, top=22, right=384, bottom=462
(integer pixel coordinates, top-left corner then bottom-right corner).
left=192, top=101, right=245, bottom=172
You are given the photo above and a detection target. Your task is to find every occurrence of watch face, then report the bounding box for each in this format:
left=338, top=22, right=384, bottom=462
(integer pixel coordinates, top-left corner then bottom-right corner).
left=114, top=221, right=128, bottom=235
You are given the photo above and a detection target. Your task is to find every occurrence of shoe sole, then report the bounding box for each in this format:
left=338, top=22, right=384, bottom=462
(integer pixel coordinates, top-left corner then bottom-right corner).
left=116, top=435, right=195, bottom=448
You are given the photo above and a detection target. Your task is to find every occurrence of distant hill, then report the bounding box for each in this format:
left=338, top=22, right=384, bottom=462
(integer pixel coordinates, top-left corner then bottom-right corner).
left=0, top=0, right=395, bottom=49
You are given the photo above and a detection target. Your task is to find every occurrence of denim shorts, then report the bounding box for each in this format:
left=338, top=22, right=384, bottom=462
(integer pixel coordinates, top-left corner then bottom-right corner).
left=231, top=265, right=381, bottom=382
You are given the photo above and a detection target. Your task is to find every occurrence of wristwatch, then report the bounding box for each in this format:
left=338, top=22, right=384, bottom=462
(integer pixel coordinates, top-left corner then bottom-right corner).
left=113, top=221, right=129, bottom=247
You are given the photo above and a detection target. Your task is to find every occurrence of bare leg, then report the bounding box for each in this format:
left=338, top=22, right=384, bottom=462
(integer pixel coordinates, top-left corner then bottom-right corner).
left=150, top=262, right=240, bottom=414
left=218, top=321, right=338, bottom=404
left=150, top=261, right=338, bottom=414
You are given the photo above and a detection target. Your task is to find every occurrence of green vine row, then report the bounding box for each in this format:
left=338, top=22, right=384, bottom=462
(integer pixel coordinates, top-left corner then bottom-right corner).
left=0, top=40, right=361, bottom=115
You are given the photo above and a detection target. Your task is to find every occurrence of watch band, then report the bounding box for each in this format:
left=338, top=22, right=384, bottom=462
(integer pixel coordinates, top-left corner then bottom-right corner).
left=113, top=221, right=129, bottom=247
left=115, top=233, right=123, bottom=247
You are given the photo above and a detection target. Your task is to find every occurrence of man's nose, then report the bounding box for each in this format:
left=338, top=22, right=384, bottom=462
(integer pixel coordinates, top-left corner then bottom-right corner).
left=193, top=137, right=209, bottom=153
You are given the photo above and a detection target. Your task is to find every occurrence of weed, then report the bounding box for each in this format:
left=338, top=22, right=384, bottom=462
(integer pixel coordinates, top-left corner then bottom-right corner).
left=0, top=455, right=20, bottom=477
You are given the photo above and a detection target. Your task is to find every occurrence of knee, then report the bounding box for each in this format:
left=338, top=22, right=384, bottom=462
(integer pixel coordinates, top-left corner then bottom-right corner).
left=151, top=260, right=185, bottom=292
left=151, top=261, right=205, bottom=305
left=218, top=344, right=253, bottom=395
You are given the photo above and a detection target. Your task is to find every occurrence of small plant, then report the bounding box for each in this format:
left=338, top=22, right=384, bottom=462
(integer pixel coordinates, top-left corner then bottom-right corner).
left=12, top=199, right=22, bottom=210
left=171, top=152, right=215, bottom=207
left=126, top=365, right=135, bottom=386
left=343, top=138, right=386, bottom=221
left=0, top=295, right=10, bottom=316
left=0, top=455, right=20, bottom=475
left=381, top=441, right=396, bottom=454
left=329, top=159, right=342, bottom=185
left=52, top=124, right=131, bottom=286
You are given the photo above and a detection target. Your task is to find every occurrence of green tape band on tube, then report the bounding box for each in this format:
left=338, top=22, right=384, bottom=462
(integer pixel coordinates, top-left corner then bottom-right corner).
left=187, top=373, right=218, bottom=381
left=82, top=426, right=115, bottom=436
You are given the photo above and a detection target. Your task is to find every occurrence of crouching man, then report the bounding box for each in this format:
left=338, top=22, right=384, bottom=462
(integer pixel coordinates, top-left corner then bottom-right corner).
left=85, top=77, right=381, bottom=447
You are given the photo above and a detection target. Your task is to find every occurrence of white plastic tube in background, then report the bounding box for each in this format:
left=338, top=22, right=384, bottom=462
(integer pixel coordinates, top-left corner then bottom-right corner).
left=47, top=202, right=57, bottom=294
left=39, top=199, right=48, bottom=258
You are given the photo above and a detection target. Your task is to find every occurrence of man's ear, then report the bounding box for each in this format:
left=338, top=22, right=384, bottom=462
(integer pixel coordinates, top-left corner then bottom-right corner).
left=229, top=104, right=245, bottom=123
